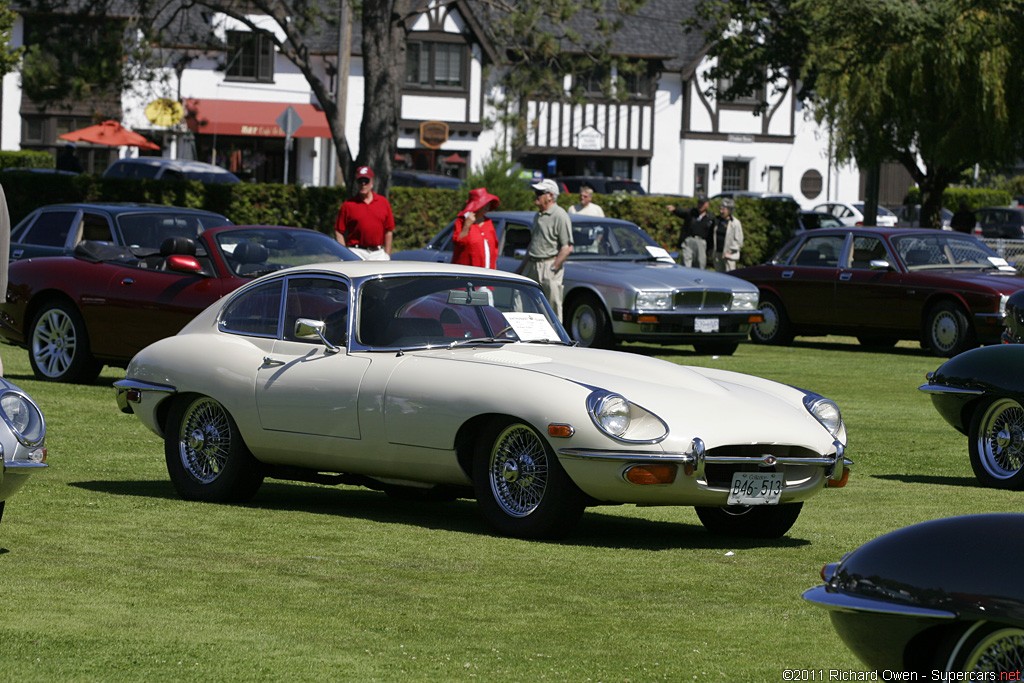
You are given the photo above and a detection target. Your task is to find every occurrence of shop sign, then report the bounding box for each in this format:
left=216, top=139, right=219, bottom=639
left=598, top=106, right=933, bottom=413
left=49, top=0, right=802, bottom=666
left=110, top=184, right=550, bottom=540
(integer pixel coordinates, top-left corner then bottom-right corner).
left=420, top=121, right=450, bottom=149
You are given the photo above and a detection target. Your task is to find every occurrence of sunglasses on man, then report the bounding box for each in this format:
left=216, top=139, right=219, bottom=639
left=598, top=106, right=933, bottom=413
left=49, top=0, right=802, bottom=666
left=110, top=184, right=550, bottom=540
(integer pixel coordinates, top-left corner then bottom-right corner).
left=357, top=177, right=371, bottom=185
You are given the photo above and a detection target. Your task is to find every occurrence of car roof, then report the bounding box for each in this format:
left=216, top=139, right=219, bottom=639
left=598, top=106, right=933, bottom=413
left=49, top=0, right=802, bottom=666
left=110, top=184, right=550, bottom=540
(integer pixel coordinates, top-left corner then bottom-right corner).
left=27, top=202, right=230, bottom=217
left=280, top=259, right=539, bottom=283
left=482, top=210, right=640, bottom=227
left=792, top=226, right=964, bottom=238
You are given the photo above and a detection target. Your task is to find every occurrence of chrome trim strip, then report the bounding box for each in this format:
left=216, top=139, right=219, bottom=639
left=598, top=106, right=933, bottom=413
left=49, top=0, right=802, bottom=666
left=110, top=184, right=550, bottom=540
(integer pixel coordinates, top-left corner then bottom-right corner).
left=4, top=461, right=48, bottom=471
left=802, top=586, right=956, bottom=619
left=918, top=383, right=985, bottom=396
left=557, top=446, right=853, bottom=476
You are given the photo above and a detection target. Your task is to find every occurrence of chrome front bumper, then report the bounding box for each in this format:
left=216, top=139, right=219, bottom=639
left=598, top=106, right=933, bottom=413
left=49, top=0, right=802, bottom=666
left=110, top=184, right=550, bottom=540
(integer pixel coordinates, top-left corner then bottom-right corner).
left=559, top=437, right=851, bottom=482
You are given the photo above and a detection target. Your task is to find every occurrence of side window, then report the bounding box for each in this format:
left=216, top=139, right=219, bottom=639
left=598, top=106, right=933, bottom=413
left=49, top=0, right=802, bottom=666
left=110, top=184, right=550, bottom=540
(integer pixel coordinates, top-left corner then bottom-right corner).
left=792, top=235, right=844, bottom=267
left=849, top=236, right=887, bottom=270
left=431, top=225, right=456, bottom=252
left=282, top=277, right=349, bottom=346
left=20, top=210, right=78, bottom=247
left=79, top=213, right=114, bottom=243
left=219, top=280, right=284, bottom=338
left=502, top=225, right=532, bottom=258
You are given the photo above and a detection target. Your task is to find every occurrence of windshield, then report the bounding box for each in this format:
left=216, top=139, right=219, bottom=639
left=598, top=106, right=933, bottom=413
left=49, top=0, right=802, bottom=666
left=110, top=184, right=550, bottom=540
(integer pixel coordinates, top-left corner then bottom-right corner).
left=569, top=221, right=669, bottom=261
left=892, top=233, right=1010, bottom=270
left=357, top=275, right=571, bottom=349
left=117, top=212, right=231, bottom=249
left=216, top=228, right=360, bottom=277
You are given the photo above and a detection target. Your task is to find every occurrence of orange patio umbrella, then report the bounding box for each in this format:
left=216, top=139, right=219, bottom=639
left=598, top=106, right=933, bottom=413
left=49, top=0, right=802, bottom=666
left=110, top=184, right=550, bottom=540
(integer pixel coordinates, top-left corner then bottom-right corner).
left=59, top=120, right=160, bottom=151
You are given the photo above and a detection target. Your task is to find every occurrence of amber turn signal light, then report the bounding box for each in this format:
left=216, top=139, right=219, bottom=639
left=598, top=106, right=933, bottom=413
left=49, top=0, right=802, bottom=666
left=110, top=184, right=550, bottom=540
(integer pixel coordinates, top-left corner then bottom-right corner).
left=624, top=464, right=677, bottom=485
left=547, top=423, right=574, bottom=438
left=827, top=467, right=851, bottom=488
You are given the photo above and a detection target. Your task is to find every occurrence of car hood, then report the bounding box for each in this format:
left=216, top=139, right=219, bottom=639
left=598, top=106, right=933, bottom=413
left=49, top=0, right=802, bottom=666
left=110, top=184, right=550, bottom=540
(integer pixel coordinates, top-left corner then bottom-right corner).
left=567, top=259, right=757, bottom=291
left=402, top=344, right=835, bottom=451
left=910, top=268, right=1024, bottom=290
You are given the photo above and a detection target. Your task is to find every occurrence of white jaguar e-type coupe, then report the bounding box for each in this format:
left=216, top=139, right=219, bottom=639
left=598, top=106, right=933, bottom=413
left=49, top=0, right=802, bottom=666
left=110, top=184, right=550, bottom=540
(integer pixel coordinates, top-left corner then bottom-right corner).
left=115, top=261, right=851, bottom=539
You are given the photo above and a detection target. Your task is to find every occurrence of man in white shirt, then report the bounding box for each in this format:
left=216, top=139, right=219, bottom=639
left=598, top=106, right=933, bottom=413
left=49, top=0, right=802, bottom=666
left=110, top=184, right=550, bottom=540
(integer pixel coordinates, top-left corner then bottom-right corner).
left=568, top=185, right=605, bottom=217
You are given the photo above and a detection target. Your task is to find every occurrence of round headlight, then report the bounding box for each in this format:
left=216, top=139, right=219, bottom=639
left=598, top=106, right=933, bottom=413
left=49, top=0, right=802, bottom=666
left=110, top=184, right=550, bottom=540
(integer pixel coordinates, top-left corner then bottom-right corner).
left=804, top=394, right=843, bottom=438
left=592, top=392, right=631, bottom=437
left=0, top=391, right=45, bottom=445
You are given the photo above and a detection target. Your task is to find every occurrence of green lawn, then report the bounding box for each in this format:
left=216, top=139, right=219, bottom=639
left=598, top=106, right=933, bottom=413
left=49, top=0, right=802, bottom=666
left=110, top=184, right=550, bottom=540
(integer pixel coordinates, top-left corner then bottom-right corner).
left=0, top=337, right=1015, bottom=681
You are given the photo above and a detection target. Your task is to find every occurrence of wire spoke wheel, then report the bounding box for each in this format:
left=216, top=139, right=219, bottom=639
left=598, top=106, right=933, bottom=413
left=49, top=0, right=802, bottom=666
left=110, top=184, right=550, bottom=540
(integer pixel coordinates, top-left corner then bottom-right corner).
left=488, top=424, right=549, bottom=518
left=971, top=398, right=1024, bottom=488
left=963, top=628, right=1024, bottom=671
left=177, top=397, right=233, bottom=484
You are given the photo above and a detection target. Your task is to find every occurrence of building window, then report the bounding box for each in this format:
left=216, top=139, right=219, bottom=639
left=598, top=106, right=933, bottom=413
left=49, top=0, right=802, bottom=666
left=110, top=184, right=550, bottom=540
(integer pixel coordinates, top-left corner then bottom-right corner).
left=226, top=30, right=275, bottom=82
left=722, top=161, right=749, bottom=192
left=576, top=64, right=652, bottom=99
left=406, top=41, right=465, bottom=90
left=694, top=164, right=708, bottom=197
left=716, top=75, right=764, bottom=107
left=801, top=169, right=823, bottom=200
left=767, top=166, right=783, bottom=193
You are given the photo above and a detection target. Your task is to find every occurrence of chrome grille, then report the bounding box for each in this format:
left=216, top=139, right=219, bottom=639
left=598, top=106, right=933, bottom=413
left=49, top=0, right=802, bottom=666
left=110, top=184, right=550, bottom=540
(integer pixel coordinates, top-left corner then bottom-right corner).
left=673, top=290, right=733, bottom=311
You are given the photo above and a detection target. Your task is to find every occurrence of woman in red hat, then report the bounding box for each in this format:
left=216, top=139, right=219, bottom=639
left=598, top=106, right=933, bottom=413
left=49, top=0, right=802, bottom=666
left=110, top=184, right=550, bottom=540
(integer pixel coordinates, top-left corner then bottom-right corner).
left=452, top=187, right=500, bottom=268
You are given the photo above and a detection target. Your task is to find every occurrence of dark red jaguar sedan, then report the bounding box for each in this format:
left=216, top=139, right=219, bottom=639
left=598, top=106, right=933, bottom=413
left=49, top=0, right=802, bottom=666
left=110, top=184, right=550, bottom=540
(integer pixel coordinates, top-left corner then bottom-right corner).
left=732, top=227, right=1024, bottom=356
left=0, top=225, right=358, bottom=382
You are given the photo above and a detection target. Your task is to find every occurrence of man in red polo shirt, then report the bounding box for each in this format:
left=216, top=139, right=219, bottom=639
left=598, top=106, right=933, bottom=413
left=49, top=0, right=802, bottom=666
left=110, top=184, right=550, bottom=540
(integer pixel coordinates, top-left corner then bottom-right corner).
left=334, top=166, right=395, bottom=260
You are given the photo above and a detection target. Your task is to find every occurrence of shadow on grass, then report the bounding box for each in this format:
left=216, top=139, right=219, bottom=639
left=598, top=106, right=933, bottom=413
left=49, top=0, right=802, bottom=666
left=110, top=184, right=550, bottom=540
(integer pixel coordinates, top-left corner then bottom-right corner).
left=872, top=473, right=984, bottom=488
left=70, top=478, right=810, bottom=550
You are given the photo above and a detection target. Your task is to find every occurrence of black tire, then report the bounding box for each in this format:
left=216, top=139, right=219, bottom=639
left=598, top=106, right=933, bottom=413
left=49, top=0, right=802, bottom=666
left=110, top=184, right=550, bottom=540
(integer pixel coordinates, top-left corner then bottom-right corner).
left=692, top=340, right=739, bottom=356
left=565, top=293, right=613, bottom=348
left=856, top=335, right=898, bottom=349
left=472, top=419, right=586, bottom=539
left=28, top=300, right=102, bottom=383
left=164, top=395, right=264, bottom=503
left=750, top=294, right=793, bottom=345
left=932, top=621, right=1024, bottom=672
left=694, top=502, right=803, bottom=538
left=968, top=397, right=1024, bottom=489
left=924, top=301, right=974, bottom=357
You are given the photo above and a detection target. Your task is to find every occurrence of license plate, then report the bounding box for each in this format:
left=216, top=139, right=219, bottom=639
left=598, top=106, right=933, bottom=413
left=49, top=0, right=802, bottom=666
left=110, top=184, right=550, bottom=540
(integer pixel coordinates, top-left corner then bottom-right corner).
left=728, top=472, right=783, bottom=505
left=695, top=317, right=719, bottom=333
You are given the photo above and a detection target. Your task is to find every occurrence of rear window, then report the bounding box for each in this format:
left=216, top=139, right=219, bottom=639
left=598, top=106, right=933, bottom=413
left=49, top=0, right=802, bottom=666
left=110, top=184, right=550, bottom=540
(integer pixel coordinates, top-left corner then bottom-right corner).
left=16, top=210, right=78, bottom=247
left=105, top=161, right=161, bottom=180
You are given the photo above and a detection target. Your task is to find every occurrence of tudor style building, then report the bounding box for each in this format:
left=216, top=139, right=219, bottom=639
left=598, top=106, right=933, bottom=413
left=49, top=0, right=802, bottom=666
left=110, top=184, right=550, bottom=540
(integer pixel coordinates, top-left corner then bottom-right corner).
left=0, top=1, right=868, bottom=206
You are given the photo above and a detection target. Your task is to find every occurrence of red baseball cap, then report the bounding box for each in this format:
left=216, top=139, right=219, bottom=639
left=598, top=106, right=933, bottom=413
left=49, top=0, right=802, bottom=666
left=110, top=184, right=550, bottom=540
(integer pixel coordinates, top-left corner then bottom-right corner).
left=355, top=166, right=375, bottom=180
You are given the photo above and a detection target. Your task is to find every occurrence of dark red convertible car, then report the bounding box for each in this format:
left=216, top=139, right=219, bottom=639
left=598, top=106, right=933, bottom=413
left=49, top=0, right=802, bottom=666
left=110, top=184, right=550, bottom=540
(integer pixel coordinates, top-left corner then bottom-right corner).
left=0, top=225, right=358, bottom=382
left=732, top=227, right=1024, bottom=356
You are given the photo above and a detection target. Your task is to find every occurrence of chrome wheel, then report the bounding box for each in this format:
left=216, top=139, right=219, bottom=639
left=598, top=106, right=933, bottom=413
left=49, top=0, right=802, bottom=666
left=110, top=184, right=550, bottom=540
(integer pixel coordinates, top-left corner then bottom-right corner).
left=28, top=301, right=101, bottom=383
left=750, top=295, right=792, bottom=345
left=925, top=302, right=971, bottom=357
left=566, top=294, right=611, bottom=348
left=164, top=395, right=263, bottom=502
left=961, top=628, right=1024, bottom=671
left=488, top=424, right=549, bottom=518
left=31, top=307, right=77, bottom=378
left=472, top=419, right=586, bottom=538
left=970, top=398, right=1024, bottom=488
left=941, top=623, right=1024, bottom=672
left=177, top=397, right=233, bottom=484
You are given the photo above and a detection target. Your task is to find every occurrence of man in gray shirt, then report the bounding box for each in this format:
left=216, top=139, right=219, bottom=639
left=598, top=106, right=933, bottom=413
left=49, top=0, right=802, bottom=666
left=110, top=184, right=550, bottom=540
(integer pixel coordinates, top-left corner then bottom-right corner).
left=521, top=178, right=574, bottom=320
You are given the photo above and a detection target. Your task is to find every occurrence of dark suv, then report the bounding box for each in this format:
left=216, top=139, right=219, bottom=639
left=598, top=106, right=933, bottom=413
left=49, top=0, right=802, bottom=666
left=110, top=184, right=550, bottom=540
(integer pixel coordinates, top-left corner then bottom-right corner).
left=554, top=176, right=646, bottom=195
left=976, top=206, right=1024, bottom=239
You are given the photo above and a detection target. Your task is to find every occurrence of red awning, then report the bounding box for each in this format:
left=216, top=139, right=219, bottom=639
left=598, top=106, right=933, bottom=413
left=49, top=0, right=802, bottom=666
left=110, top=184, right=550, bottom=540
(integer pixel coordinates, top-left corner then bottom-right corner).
left=184, top=98, right=331, bottom=138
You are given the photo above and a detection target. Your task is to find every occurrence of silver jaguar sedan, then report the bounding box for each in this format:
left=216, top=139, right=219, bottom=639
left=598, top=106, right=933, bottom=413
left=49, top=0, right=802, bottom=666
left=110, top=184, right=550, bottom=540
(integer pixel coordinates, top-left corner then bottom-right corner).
left=394, top=212, right=762, bottom=354
left=115, top=261, right=850, bottom=540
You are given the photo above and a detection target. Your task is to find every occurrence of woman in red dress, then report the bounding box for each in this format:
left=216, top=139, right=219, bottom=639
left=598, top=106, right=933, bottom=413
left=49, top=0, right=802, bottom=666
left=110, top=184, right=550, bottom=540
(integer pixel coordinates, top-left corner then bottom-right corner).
left=452, top=187, right=500, bottom=269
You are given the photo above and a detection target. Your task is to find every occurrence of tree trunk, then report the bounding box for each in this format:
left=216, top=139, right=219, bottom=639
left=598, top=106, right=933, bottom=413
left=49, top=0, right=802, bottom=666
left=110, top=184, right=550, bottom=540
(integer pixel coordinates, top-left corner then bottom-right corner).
left=358, top=1, right=410, bottom=195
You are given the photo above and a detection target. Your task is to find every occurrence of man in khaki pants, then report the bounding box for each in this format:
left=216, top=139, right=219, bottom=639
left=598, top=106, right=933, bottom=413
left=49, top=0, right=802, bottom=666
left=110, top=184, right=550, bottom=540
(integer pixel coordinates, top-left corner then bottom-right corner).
left=519, top=179, right=574, bottom=321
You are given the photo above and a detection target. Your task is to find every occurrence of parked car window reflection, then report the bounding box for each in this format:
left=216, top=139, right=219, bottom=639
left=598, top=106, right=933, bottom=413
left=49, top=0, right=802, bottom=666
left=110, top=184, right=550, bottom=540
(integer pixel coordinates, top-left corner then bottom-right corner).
left=283, top=278, right=349, bottom=345
left=17, top=210, right=78, bottom=247
left=792, top=235, right=844, bottom=267
left=219, top=280, right=285, bottom=338
left=849, top=236, right=888, bottom=269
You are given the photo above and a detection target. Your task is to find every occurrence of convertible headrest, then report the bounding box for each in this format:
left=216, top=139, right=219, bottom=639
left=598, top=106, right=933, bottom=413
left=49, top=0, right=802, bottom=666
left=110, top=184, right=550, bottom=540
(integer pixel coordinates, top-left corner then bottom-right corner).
left=233, top=241, right=269, bottom=264
left=160, top=236, right=197, bottom=257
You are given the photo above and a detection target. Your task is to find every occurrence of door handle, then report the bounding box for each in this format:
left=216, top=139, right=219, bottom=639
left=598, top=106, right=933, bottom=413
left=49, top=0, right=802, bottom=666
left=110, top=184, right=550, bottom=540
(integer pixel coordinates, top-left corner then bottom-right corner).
left=262, top=356, right=285, bottom=367
left=782, top=270, right=794, bottom=279
left=839, top=273, right=852, bottom=281
left=120, top=278, right=135, bottom=286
